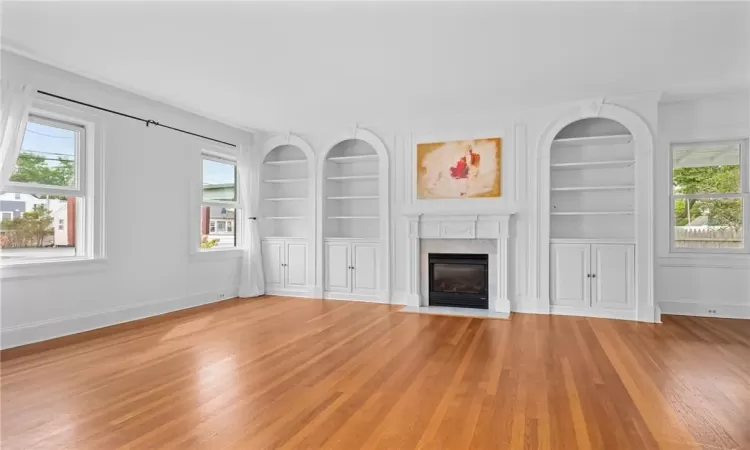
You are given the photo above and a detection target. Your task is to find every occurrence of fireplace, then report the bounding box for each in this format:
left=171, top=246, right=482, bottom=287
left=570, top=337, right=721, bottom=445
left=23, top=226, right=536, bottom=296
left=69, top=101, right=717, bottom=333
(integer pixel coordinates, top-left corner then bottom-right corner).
left=428, top=253, right=489, bottom=309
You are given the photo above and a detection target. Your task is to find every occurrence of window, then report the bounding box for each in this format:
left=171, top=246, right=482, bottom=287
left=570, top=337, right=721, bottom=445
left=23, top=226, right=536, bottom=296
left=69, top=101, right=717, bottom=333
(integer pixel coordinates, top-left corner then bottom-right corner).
left=58, top=219, right=65, bottom=231
left=1, top=115, right=88, bottom=263
left=670, top=140, right=749, bottom=252
left=200, top=154, right=239, bottom=250
left=1, top=212, right=12, bottom=221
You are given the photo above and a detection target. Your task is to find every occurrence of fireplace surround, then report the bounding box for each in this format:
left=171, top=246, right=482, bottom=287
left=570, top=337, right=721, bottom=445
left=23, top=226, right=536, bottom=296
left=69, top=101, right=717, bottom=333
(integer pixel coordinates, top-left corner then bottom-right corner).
left=404, top=213, right=512, bottom=316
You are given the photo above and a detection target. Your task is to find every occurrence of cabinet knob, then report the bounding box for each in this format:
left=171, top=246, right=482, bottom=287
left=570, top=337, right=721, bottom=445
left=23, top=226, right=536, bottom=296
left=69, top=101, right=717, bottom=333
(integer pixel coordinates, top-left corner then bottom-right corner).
left=587, top=274, right=591, bottom=278
left=592, top=274, right=596, bottom=278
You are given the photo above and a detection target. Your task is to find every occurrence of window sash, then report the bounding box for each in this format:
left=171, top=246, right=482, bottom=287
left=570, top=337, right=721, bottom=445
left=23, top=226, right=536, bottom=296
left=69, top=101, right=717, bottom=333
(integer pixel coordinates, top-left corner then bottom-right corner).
left=4, top=115, right=86, bottom=197
left=201, top=153, right=237, bottom=204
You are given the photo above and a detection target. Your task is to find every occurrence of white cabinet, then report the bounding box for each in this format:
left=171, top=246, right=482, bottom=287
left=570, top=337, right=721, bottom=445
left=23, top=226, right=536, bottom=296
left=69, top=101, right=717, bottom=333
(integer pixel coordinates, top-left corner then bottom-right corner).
left=550, top=243, right=634, bottom=313
left=591, top=244, right=634, bottom=309
left=262, top=240, right=284, bottom=291
left=325, top=241, right=351, bottom=293
left=550, top=243, right=589, bottom=307
left=324, top=240, right=380, bottom=298
left=262, top=239, right=308, bottom=293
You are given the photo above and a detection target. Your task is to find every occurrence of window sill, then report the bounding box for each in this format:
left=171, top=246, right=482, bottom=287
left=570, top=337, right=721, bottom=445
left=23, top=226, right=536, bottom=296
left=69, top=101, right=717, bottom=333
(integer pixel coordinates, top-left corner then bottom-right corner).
left=190, top=248, right=244, bottom=262
left=0, top=257, right=109, bottom=280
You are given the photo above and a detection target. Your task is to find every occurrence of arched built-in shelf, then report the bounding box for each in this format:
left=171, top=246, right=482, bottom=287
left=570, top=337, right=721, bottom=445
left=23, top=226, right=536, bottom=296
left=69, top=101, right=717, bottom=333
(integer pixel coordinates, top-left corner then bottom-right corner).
left=260, top=135, right=316, bottom=297
left=537, top=105, right=656, bottom=324
left=315, top=129, right=390, bottom=303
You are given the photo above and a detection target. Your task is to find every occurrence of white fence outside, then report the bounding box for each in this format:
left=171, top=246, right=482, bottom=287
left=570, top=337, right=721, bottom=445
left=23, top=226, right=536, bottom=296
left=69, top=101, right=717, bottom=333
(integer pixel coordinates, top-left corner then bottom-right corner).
left=675, top=227, right=743, bottom=249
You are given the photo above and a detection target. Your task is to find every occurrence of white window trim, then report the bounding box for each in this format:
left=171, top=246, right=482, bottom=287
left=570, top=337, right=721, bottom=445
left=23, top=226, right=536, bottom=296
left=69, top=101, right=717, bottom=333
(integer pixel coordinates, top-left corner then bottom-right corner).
left=0, top=97, right=106, bottom=278
left=192, top=147, right=243, bottom=259
left=668, top=138, right=750, bottom=255
left=1, top=211, right=13, bottom=220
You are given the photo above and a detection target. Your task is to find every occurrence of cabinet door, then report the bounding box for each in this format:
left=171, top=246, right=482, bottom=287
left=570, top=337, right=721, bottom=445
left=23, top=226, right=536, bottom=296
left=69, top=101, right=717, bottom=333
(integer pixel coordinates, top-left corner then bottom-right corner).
left=262, top=240, right=284, bottom=290
left=325, top=242, right=351, bottom=292
left=352, top=243, right=379, bottom=294
left=591, top=244, right=634, bottom=309
left=285, top=242, right=307, bottom=289
left=550, top=244, right=590, bottom=307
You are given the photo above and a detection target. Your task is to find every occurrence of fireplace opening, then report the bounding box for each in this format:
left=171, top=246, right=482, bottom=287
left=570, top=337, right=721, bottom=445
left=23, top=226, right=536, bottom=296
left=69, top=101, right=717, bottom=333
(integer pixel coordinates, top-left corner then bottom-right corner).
left=428, top=253, right=489, bottom=309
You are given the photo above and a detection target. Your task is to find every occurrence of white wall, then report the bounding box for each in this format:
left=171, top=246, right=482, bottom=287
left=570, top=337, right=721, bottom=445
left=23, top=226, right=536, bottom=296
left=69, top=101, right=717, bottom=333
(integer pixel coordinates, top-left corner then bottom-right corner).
left=0, top=52, right=254, bottom=348
left=655, top=91, right=750, bottom=319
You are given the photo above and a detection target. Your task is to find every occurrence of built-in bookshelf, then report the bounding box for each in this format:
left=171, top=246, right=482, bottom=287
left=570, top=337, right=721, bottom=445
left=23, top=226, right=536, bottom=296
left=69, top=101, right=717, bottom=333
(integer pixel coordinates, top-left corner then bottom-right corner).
left=260, top=144, right=311, bottom=239
left=550, top=127, right=635, bottom=241
left=323, top=139, right=381, bottom=239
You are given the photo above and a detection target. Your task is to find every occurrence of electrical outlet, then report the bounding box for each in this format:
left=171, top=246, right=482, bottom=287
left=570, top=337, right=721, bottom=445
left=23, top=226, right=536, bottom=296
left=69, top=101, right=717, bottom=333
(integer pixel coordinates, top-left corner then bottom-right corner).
left=219, top=293, right=226, bottom=299
left=707, top=309, right=717, bottom=314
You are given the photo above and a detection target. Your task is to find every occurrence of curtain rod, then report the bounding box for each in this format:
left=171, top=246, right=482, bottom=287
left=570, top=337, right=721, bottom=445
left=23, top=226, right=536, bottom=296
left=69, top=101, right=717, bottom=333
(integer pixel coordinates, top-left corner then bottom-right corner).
left=36, top=90, right=236, bottom=148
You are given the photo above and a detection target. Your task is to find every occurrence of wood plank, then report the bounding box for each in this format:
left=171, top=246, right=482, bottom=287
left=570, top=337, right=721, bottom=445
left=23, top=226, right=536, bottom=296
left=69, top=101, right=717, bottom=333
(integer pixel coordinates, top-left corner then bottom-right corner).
left=1, top=296, right=748, bottom=449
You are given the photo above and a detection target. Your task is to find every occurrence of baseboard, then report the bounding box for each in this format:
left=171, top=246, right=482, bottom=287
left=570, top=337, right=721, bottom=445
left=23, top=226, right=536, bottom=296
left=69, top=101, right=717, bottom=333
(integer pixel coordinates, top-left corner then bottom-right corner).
left=659, top=301, right=749, bottom=320
left=390, top=291, right=409, bottom=306
left=511, top=297, right=550, bottom=315
left=265, top=287, right=316, bottom=299
left=322, top=291, right=389, bottom=304
left=550, top=305, right=638, bottom=321
left=1, top=287, right=240, bottom=350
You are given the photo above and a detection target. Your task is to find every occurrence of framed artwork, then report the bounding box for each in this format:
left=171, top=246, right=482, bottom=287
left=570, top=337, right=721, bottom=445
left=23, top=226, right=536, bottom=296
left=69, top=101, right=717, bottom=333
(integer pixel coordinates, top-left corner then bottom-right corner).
left=416, top=137, right=502, bottom=199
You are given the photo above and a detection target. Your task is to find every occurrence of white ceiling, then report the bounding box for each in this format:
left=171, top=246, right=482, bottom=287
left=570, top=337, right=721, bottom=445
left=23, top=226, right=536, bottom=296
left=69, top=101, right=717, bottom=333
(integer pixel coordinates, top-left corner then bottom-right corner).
left=3, top=1, right=749, bottom=132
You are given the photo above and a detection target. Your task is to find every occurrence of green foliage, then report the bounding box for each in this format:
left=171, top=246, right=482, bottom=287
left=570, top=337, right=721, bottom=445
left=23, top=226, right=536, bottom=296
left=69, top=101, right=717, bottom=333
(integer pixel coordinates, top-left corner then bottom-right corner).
left=200, top=235, right=219, bottom=249
left=0, top=205, right=54, bottom=248
left=9, top=153, right=74, bottom=188
left=673, top=165, right=742, bottom=229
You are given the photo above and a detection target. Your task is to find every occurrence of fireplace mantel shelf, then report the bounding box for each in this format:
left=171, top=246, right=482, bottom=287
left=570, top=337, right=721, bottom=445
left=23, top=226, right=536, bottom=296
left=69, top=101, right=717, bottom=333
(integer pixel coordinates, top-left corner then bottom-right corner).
left=404, top=213, right=513, bottom=315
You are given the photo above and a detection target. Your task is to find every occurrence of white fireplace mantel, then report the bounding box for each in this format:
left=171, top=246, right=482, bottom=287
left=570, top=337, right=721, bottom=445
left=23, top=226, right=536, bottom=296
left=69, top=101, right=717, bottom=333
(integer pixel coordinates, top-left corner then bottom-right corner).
left=405, top=213, right=512, bottom=315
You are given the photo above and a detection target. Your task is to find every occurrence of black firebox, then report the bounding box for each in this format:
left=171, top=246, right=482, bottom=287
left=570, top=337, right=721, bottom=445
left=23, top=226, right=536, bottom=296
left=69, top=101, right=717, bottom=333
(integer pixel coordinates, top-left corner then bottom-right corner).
left=428, top=253, right=489, bottom=309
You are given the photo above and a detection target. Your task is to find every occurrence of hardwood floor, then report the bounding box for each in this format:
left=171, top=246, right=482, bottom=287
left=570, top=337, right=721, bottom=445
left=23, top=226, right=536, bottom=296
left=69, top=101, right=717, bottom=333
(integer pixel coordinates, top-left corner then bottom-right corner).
left=2, top=296, right=749, bottom=449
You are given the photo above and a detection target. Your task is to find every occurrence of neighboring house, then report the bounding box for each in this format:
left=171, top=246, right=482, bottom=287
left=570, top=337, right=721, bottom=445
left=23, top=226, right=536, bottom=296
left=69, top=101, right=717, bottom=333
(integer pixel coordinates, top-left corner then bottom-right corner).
left=200, top=184, right=236, bottom=248
left=0, top=193, right=74, bottom=247
left=52, top=203, right=69, bottom=246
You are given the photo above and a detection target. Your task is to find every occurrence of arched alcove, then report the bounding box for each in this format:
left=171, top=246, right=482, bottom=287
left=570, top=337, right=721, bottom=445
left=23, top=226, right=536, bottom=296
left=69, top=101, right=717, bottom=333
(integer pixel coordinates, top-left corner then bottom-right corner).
left=315, top=129, right=390, bottom=302
left=537, top=104, right=656, bottom=322
left=260, top=135, right=316, bottom=296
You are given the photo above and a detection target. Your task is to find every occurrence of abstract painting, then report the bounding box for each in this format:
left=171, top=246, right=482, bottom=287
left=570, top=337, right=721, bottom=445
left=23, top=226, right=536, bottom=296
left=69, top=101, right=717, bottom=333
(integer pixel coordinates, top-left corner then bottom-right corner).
left=416, top=138, right=502, bottom=199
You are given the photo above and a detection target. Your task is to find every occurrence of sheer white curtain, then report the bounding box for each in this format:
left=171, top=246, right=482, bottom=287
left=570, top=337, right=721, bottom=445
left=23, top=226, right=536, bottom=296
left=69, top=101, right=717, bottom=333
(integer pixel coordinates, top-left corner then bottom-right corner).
left=0, top=81, right=35, bottom=191
left=238, top=133, right=267, bottom=297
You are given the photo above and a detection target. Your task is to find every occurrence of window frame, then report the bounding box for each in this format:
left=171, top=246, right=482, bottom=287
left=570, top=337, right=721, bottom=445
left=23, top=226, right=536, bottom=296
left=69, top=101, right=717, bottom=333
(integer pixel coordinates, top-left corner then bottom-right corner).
left=198, top=150, right=241, bottom=254
left=669, top=138, right=750, bottom=254
left=0, top=98, right=106, bottom=276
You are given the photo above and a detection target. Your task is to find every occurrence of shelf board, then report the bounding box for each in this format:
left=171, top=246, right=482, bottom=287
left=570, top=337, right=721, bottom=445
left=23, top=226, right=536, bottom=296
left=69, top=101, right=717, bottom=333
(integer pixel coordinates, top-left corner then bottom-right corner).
left=327, top=216, right=379, bottom=219
left=326, top=175, right=379, bottom=181
left=263, top=216, right=305, bottom=220
left=551, top=185, right=635, bottom=192
left=550, top=211, right=634, bottom=216
left=327, top=154, right=378, bottom=163
left=264, top=197, right=307, bottom=201
left=263, top=159, right=306, bottom=165
left=263, top=178, right=307, bottom=183
left=550, top=160, right=635, bottom=170
left=552, top=134, right=633, bottom=148
left=326, top=195, right=379, bottom=200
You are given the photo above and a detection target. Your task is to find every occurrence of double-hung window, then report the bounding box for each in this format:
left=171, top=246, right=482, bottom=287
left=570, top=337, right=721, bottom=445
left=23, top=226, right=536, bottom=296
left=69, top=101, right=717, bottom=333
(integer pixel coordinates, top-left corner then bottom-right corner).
left=1, top=114, right=92, bottom=264
left=670, top=139, right=749, bottom=252
left=200, top=153, right=240, bottom=251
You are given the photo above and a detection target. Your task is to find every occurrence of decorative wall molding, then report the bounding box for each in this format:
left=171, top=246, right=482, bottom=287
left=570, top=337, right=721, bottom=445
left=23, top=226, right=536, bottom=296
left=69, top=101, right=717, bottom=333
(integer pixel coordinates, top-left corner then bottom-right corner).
left=404, top=213, right=512, bottom=315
